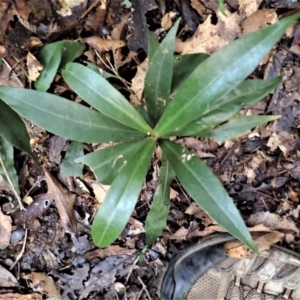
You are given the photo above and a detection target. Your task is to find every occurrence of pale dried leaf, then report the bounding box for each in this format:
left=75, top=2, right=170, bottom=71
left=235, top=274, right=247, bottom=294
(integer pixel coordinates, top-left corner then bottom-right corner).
left=248, top=211, right=299, bottom=235
left=170, top=187, right=178, bottom=199
left=27, top=52, right=43, bottom=81
left=241, top=9, right=278, bottom=35
left=185, top=202, right=214, bottom=226
left=89, top=182, right=110, bottom=206
left=83, top=36, right=126, bottom=53
left=239, top=0, right=263, bottom=17
left=224, top=231, right=284, bottom=258
left=83, top=245, right=137, bottom=260
left=130, top=58, right=148, bottom=107
left=176, top=9, right=242, bottom=54
left=24, top=272, right=60, bottom=299
left=0, top=208, right=11, bottom=249
left=161, top=12, right=177, bottom=30
left=0, top=264, right=19, bottom=288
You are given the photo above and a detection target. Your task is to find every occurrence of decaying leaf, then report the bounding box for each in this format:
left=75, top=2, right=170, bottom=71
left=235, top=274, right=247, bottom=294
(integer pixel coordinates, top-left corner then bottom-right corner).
left=224, top=231, right=284, bottom=258
left=130, top=58, right=148, bottom=107
left=176, top=9, right=242, bottom=54
left=241, top=9, right=278, bottom=35
left=83, top=36, right=126, bottom=53
left=45, top=170, right=77, bottom=233
left=26, top=52, right=43, bottom=81
left=0, top=264, right=19, bottom=288
left=23, top=272, right=60, bottom=300
left=83, top=245, right=137, bottom=260
left=248, top=211, right=299, bottom=235
left=0, top=208, right=11, bottom=249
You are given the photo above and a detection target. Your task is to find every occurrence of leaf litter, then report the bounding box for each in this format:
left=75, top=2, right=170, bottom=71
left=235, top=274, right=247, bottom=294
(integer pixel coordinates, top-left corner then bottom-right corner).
left=0, top=0, right=300, bottom=299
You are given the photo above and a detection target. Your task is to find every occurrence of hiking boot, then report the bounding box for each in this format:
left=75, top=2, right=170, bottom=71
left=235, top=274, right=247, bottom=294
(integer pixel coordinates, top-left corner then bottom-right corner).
left=159, top=234, right=300, bottom=300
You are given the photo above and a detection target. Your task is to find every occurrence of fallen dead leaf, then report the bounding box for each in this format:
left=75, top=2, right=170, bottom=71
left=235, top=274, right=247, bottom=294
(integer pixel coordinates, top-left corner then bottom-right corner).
left=248, top=211, right=299, bottom=235
left=83, top=245, right=137, bottom=260
left=23, top=272, right=60, bottom=300
left=89, top=182, right=110, bottom=206
left=130, top=58, right=148, bottom=107
left=0, top=208, right=11, bottom=249
left=185, top=202, right=214, bottom=227
left=0, top=293, right=42, bottom=300
left=241, top=9, right=277, bottom=35
left=224, top=231, right=284, bottom=258
left=0, top=264, right=19, bottom=288
left=45, top=170, right=77, bottom=233
left=176, top=9, right=242, bottom=54
left=27, top=52, right=43, bottom=81
left=83, top=36, right=126, bottom=53
left=161, top=12, right=177, bottom=30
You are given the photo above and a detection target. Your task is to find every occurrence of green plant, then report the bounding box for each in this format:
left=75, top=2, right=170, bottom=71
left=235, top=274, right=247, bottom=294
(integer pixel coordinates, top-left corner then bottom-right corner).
left=0, top=15, right=298, bottom=251
left=0, top=40, right=85, bottom=207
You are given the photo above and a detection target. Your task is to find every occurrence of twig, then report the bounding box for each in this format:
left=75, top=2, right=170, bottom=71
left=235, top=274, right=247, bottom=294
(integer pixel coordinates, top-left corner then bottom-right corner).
left=10, top=228, right=28, bottom=270
left=1, top=58, right=24, bottom=87
left=137, top=276, right=152, bottom=300
left=125, top=255, right=139, bottom=284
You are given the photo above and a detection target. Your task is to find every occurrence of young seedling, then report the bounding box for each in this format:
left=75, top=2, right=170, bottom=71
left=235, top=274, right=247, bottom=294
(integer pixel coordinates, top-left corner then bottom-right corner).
left=0, top=14, right=299, bottom=252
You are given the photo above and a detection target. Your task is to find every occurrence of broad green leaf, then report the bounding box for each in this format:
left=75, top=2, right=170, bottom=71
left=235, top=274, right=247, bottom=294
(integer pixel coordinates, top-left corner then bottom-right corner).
left=200, top=115, right=278, bottom=141
left=0, top=99, right=33, bottom=155
left=62, top=63, right=152, bottom=133
left=145, top=154, right=175, bottom=245
left=0, top=87, right=146, bottom=143
left=160, top=140, right=257, bottom=253
left=155, top=14, right=300, bottom=137
left=91, top=138, right=155, bottom=248
left=59, top=40, right=85, bottom=69
left=76, top=139, right=149, bottom=185
left=60, top=141, right=84, bottom=177
left=0, top=137, right=20, bottom=194
left=147, top=31, right=159, bottom=59
left=172, top=53, right=209, bottom=93
left=144, top=19, right=180, bottom=124
left=34, top=41, right=62, bottom=91
left=172, top=77, right=281, bottom=136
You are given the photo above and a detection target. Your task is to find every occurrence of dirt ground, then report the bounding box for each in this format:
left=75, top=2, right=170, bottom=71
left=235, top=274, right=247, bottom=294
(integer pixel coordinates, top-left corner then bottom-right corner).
left=1, top=0, right=300, bottom=299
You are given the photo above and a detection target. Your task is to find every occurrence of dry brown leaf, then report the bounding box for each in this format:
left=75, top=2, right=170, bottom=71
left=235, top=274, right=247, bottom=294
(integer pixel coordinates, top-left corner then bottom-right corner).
left=248, top=211, right=299, bottom=235
left=0, top=208, right=12, bottom=249
left=224, top=231, right=284, bottom=258
left=130, top=58, right=148, bottom=107
left=238, top=0, right=263, bottom=17
left=45, top=170, right=77, bottom=233
left=0, top=293, right=42, bottom=300
left=27, top=52, right=43, bottom=81
left=185, top=202, right=214, bottom=227
left=170, top=188, right=179, bottom=199
left=83, top=245, right=137, bottom=260
left=241, top=9, right=277, bottom=35
left=161, top=12, right=177, bottom=30
left=89, top=182, right=110, bottom=206
left=170, top=226, right=189, bottom=240
left=176, top=9, right=242, bottom=54
left=83, top=36, right=126, bottom=53
left=24, top=272, right=60, bottom=300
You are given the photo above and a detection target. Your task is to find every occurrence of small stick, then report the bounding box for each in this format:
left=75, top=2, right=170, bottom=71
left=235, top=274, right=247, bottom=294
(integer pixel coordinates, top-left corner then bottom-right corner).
left=10, top=228, right=28, bottom=270
left=137, top=276, right=152, bottom=300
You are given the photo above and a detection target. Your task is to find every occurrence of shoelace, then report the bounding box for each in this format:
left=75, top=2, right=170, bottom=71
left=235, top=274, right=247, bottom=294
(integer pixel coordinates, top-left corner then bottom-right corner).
left=224, top=278, right=290, bottom=300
